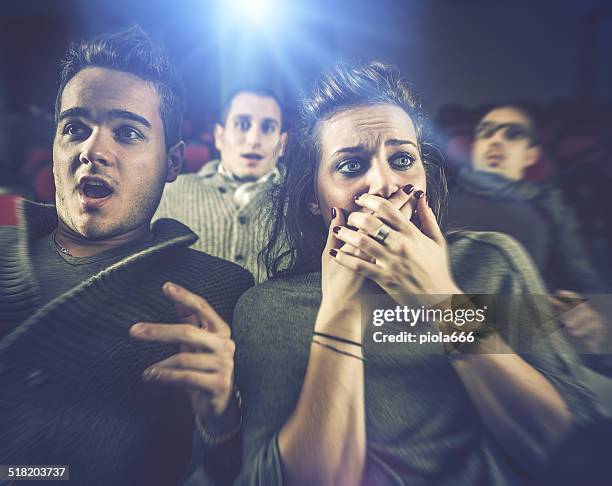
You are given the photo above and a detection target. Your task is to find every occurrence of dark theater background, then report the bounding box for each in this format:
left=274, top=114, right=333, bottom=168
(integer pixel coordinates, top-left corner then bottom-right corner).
left=1, top=0, right=611, bottom=285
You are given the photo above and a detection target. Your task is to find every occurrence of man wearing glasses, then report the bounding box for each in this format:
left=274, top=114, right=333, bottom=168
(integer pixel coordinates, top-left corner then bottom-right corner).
left=447, top=105, right=609, bottom=367
left=470, top=105, right=541, bottom=181
left=447, top=106, right=551, bottom=271
left=448, top=104, right=603, bottom=291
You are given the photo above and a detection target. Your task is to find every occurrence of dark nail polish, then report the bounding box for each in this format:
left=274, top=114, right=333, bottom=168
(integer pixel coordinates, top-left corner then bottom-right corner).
left=331, top=207, right=337, bottom=219
left=329, top=249, right=338, bottom=257
left=403, top=184, right=414, bottom=195
left=414, top=190, right=425, bottom=199
left=332, top=226, right=341, bottom=234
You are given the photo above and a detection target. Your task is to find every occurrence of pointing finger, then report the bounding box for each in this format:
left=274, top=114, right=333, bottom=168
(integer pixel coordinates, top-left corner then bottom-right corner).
left=162, top=282, right=230, bottom=336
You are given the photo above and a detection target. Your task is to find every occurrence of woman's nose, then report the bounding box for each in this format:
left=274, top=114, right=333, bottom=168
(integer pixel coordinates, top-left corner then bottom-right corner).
left=366, top=165, right=400, bottom=198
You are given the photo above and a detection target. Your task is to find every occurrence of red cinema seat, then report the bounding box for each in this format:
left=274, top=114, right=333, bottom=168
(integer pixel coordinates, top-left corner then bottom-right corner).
left=200, top=132, right=214, bottom=144
left=182, top=145, right=211, bottom=173
left=445, top=134, right=473, bottom=167
left=557, top=134, right=606, bottom=166
left=25, top=148, right=52, bottom=174
left=34, top=166, right=56, bottom=203
left=524, top=153, right=551, bottom=183
left=0, top=194, right=21, bottom=226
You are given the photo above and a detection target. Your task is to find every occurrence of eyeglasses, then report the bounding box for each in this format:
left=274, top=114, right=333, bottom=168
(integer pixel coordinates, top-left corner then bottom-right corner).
left=474, top=122, right=532, bottom=142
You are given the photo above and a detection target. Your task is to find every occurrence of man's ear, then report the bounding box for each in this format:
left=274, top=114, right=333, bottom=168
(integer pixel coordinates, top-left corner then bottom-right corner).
left=213, top=123, right=224, bottom=152
left=525, top=145, right=541, bottom=169
left=308, top=201, right=321, bottom=215
left=166, top=141, right=185, bottom=183
left=278, top=132, right=288, bottom=157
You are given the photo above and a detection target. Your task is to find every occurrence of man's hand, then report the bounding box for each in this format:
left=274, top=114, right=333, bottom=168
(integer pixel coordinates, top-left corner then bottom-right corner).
left=130, top=282, right=235, bottom=422
left=549, top=289, right=609, bottom=355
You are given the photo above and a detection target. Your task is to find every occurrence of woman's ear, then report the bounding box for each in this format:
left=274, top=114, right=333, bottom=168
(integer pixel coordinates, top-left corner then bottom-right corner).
left=308, top=201, right=321, bottom=215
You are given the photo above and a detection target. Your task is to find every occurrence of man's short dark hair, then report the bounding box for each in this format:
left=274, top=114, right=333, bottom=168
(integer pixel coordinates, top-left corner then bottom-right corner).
left=218, top=86, right=284, bottom=129
left=54, top=25, right=184, bottom=151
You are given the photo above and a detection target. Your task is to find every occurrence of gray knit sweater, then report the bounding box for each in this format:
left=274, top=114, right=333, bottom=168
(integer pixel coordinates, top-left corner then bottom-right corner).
left=0, top=200, right=253, bottom=486
left=154, top=160, right=278, bottom=283
left=229, top=231, right=599, bottom=485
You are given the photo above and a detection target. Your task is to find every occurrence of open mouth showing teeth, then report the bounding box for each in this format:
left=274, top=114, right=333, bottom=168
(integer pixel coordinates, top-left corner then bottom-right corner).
left=82, top=181, right=113, bottom=199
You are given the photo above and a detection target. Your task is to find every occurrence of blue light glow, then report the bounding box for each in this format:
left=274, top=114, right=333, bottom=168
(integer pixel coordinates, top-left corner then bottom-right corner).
left=223, top=0, right=280, bottom=29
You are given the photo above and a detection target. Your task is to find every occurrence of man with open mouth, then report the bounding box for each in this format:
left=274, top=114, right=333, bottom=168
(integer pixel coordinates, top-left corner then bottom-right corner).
left=0, top=26, right=252, bottom=486
left=155, top=86, right=287, bottom=283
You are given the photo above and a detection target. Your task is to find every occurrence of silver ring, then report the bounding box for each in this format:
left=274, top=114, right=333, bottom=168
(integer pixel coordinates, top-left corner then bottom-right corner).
left=372, top=223, right=391, bottom=244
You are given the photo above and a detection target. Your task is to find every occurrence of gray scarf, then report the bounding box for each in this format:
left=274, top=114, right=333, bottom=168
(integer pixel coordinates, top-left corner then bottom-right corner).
left=456, top=167, right=566, bottom=223
left=456, top=167, right=543, bottom=201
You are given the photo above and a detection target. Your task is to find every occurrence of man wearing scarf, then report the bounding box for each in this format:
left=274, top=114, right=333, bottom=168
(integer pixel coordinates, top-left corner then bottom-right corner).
left=447, top=105, right=611, bottom=370
left=447, top=105, right=604, bottom=293
left=155, top=88, right=287, bottom=283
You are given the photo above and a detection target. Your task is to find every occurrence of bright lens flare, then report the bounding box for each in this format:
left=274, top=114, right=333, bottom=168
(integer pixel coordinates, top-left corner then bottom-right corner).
left=226, top=0, right=279, bottom=28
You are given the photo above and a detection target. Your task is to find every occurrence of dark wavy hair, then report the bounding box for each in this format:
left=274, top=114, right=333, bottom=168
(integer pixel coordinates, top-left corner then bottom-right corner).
left=54, top=25, right=184, bottom=151
left=262, top=61, right=448, bottom=279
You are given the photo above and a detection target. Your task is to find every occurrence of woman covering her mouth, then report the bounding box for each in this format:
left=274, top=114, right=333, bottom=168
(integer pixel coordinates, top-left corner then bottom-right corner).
left=223, top=62, right=600, bottom=485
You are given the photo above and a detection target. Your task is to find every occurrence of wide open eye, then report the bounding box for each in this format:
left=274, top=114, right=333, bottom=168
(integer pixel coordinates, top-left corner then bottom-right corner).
left=116, top=126, right=143, bottom=141
left=337, top=158, right=365, bottom=177
left=261, top=120, right=278, bottom=135
left=237, top=119, right=251, bottom=132
left=62, top=122, right=90, bottom=139
left=390, top=152, right=416, bottom=170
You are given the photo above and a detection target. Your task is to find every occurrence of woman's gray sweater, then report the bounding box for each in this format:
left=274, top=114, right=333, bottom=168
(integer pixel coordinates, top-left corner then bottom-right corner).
left=229, top=231, right=599, bottom=485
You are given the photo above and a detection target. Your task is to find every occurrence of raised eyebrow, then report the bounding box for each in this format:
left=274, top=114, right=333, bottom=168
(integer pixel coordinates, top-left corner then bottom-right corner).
left=385, top=139, right=417, bottom=148
left=58, top=107, right=90, bottom=122
left=108, top=110, right=152, bottom=128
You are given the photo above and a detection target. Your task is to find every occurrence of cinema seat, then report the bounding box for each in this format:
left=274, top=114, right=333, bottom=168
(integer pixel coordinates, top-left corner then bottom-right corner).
left=0, top=194, right=21, bottom=226
left=182, top=144, right=211, bottom=173
left=34, top=165, right=56, bottom=203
